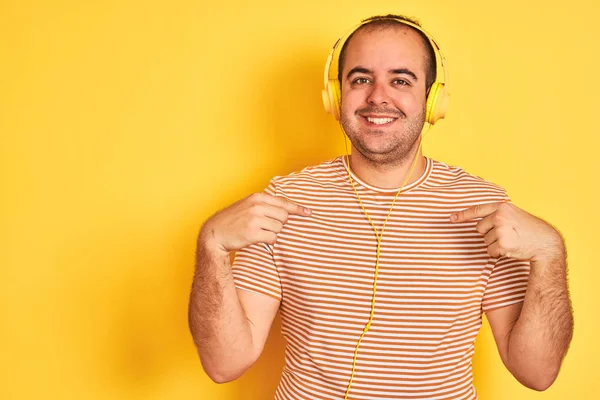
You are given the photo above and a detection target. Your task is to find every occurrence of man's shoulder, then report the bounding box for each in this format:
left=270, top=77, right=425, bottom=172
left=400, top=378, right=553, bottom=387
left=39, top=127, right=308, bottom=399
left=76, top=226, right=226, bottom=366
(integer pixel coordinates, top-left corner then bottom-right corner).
left=268, top=157, right=346, bottom=192
left=427, top=158, right=510, bottom=200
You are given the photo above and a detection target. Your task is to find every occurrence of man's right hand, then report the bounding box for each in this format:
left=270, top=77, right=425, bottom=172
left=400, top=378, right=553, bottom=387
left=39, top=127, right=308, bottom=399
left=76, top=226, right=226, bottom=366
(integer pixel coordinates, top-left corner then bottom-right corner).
left=200, top=193, right=312, bottom=255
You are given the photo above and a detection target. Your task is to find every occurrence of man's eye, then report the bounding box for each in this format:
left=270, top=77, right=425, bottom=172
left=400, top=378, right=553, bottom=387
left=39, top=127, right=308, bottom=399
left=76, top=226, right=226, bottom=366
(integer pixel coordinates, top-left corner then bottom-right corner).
left=353, top=77, right=370, bottom=84
left=393, top=79, right=410, bottom=86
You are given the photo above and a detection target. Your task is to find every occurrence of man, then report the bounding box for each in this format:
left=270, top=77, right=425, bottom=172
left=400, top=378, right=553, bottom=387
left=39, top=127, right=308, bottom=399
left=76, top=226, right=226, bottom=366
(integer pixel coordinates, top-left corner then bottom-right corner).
left=188, top=14, right=573, bottom=400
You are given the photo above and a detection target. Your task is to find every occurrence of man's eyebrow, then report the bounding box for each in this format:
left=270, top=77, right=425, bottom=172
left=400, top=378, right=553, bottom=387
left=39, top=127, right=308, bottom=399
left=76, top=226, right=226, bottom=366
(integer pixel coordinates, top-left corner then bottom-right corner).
left=346, top=67, right=372, bottom=79
left=390, top=69, right=418, bottom=81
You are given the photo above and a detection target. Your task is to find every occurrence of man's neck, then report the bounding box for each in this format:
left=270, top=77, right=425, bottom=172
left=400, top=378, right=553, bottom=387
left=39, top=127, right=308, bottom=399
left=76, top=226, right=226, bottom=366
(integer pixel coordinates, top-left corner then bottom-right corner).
left=347, top=148, right=427, bottom=190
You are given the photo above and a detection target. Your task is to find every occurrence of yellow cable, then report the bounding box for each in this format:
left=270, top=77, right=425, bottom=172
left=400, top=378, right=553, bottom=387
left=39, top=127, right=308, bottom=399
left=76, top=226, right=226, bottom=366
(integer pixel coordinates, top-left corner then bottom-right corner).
left=340, top=123, right=431, bottom=400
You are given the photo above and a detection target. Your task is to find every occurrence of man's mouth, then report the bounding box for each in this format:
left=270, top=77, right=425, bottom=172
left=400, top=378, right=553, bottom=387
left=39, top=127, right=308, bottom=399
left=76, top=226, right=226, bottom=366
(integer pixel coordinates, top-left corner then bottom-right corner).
left=362, top=116, right=398, bottom=126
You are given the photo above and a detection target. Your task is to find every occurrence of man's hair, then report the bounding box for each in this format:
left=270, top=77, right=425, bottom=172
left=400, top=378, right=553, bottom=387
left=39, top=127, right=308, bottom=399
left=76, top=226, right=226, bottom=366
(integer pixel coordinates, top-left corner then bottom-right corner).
left=337, top=14, right=438, bottom=92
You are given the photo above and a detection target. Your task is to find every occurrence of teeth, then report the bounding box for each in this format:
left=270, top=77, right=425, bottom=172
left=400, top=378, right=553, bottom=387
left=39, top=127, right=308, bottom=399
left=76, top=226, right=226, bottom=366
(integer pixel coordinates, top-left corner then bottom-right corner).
left=367, top=117, right=395, bottom=125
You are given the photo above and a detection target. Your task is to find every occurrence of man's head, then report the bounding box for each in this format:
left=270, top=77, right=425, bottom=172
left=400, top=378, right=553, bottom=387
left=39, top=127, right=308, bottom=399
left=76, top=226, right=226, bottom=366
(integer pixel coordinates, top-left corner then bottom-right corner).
left=337, top=15, right=438, bottom=168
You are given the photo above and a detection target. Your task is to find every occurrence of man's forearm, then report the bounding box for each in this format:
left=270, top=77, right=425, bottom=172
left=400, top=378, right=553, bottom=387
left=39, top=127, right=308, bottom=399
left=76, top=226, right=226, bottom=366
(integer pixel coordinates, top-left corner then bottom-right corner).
left=188, top=237, right=255, bottom=383
left=506, top=240, right=574, bottom=390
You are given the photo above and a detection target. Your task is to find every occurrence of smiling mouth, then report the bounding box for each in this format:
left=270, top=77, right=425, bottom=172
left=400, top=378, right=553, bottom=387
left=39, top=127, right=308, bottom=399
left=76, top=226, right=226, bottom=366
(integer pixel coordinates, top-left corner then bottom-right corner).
left=363, top=116, right=398, bottom=126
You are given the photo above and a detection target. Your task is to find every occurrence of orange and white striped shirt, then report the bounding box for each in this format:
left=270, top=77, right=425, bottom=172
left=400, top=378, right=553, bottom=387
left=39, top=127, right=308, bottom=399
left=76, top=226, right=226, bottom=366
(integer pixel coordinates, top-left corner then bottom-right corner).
left=232, top=156, right=530, bottom=400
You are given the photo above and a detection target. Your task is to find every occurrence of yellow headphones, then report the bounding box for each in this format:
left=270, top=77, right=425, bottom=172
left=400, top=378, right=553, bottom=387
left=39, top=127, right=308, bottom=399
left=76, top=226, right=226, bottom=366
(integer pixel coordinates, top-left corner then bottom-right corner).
left=321, top=17, right=449, bottom=124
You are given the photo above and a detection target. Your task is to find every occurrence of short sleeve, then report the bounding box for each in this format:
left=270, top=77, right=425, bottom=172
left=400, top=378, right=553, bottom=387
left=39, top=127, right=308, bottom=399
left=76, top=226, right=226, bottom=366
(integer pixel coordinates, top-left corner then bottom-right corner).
left=480, top=190, right=531, bottom=312
left=231, top=180, right=282, bottom=302
left=482, top=257, right=530, bottom=313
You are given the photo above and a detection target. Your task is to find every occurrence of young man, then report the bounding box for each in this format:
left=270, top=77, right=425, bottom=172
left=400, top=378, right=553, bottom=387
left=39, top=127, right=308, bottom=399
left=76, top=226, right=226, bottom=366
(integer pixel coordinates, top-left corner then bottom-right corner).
left=189, top=15, right=573, bottom=400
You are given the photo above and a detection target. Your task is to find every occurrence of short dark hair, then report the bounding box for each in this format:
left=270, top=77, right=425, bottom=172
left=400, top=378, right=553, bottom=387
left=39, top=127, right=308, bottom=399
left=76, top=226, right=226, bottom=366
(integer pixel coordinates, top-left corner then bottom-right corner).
left=337, top=14, right=437, bottom=92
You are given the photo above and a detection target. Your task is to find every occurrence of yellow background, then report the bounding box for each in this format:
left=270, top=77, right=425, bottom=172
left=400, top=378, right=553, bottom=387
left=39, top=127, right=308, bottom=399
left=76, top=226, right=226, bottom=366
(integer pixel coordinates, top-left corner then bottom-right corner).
left=1, top=0, right=598, bottom=399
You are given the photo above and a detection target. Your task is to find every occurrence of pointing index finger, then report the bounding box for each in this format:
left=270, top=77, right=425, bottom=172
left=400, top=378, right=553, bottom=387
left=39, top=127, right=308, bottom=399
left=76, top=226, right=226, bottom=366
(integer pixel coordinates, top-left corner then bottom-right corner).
left=450, top=203, right=500, bottom=223
left=265, top=195, right=312, bottom=216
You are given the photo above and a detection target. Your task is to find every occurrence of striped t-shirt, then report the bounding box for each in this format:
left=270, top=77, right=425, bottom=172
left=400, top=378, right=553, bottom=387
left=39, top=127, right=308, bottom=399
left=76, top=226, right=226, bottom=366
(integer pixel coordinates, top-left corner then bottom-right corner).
left=232, top=156, right=530, bottom=400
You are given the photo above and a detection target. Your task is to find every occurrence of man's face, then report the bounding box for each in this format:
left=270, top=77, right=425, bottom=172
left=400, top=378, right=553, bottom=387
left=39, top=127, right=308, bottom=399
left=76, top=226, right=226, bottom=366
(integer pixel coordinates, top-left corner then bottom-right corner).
left=339, top=26, right=429, bottom=167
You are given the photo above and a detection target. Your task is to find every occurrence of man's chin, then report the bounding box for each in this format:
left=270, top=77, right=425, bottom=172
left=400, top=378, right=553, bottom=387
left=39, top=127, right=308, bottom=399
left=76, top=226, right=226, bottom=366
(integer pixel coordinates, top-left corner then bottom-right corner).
left=352, top=145, right=397, bottom=162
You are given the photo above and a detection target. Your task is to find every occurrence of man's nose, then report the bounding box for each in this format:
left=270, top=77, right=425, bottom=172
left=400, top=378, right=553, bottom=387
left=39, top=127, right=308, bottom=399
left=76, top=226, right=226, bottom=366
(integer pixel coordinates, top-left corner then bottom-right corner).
left=367, top=80, right=391, bottom=106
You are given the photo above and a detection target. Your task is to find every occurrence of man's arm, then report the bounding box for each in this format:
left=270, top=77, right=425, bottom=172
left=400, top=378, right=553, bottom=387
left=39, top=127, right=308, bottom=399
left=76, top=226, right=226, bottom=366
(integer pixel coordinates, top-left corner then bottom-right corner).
left=189, top=238, right=280, bottom=383
left=452, top=203, right=574, bottom=391
left=486, top=242, right=573, bottom=390
left=188, top=193, right=311, bottom=383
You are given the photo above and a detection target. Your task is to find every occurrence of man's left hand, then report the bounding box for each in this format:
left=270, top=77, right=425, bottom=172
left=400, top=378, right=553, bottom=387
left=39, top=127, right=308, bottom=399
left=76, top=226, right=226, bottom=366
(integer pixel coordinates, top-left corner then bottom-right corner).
left=450, top=202, right=563, bottom=262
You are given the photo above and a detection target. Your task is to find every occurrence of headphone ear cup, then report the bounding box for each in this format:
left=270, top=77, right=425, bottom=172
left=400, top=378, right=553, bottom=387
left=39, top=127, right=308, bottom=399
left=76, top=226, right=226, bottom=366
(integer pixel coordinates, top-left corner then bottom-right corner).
left=425, top=82, right=448, bottom=125
left=322, top=86, right=334, bottom=116
left=322, top=79, right=342, bottom=121
left=331, top=79, right=341, bottom=121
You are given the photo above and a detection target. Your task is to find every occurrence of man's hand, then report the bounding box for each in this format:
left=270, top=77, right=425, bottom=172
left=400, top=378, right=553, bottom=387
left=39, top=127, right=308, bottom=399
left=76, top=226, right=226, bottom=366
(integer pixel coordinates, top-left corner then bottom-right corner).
left=450, top=202, right=563, bottom=262
left=200, top=193, right=312, bottom=255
